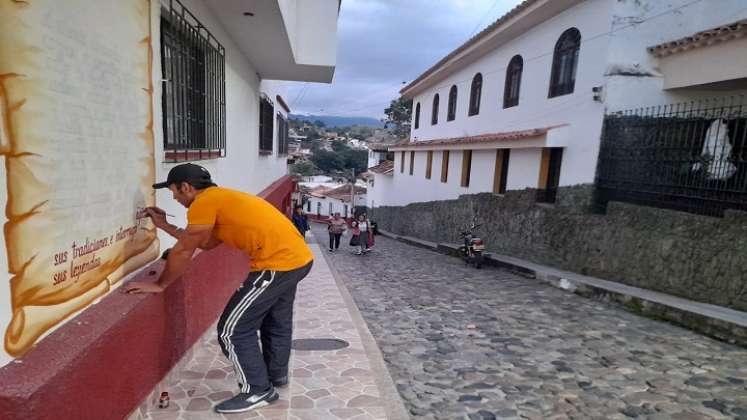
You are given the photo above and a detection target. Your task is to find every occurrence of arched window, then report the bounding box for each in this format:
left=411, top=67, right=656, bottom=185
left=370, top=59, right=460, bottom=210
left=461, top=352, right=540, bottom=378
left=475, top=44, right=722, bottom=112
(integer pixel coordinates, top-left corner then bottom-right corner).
left=431, top=94, right=439, bottom=125
left=468, top=73, right=482, bottom=116
left=447, top=85, right=457, bottom=121
left=503, top=55, right=523, bottom=108
left=414, top=102, right=421, bottom=129
left=549, top=28, right=581, bottom=98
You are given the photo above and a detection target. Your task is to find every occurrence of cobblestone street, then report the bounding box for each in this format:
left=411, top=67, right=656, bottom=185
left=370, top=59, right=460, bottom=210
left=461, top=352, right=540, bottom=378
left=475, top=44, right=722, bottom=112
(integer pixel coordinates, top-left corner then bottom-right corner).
left=311, top=225, right=747, bottom=420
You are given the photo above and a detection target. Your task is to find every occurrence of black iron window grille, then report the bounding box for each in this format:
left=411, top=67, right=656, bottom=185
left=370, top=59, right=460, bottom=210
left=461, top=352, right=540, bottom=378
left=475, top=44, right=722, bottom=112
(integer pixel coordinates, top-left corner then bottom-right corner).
left=469, top=73, right=482, bottom=116
left=414, top=102, right=420, bottom=129
left=431, top=94, right=439, bottom=125
left=548, top=28, right=581, bottom=98
left=161, top=0, right=226, bottom=162
left=277, top=113, right=289, bottom=156
left=259, top=96, right=274, bottom=154
left=447, top=85, right=457, bottom=121
left=503, top=55, right=523, bottom=108
left=594, top=96, right=747, bottom=217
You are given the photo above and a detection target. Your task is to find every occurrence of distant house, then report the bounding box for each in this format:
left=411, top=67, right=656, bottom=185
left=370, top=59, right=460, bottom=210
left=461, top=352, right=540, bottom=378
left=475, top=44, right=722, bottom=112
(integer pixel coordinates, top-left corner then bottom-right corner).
left=305, top=184, right=366, bottom=219
left=376, top=0, right=747, bottom=211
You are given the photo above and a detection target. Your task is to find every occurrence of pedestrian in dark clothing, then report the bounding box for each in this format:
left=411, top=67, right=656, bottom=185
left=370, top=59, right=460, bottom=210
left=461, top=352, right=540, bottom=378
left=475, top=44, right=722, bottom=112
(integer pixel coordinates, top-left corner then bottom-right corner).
left=292, top=205, right=309, bottom=237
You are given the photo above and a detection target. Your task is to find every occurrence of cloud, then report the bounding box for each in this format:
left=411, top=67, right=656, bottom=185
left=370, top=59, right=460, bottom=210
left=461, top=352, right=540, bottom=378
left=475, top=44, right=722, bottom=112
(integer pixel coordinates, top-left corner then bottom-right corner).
left=286, top=0, right=525, bottom=118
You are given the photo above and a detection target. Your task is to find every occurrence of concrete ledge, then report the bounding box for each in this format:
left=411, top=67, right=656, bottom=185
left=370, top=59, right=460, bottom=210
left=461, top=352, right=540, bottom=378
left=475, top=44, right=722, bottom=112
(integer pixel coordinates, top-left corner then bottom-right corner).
left=380, top=229, right=747, bottom=347
left=0, top=246, right=249, bottom=420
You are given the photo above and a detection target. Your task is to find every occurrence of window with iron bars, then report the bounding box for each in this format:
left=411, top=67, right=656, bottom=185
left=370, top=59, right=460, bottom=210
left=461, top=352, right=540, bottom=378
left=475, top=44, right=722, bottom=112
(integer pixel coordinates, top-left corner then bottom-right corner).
left=277, top=113, right=289, bottom=156
left=259, top=97, right=274, bottom=154
left=548, top=28, right=581, bottom=98
left=161, top=0, right=226, bottom=162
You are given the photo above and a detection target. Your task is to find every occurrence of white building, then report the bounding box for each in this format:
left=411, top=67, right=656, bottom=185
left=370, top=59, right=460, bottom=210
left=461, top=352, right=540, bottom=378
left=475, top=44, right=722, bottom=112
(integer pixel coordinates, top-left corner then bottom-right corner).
left=0, top=0, right=340, bottom=409
left=305, top=184, right=367, bottom=218
left=377, top=0, right=747, bottom=207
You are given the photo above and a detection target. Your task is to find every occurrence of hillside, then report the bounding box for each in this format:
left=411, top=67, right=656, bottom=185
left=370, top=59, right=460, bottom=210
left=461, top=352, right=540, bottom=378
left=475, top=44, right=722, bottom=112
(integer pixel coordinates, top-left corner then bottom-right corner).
left=290, top=114, right=385, bottom=128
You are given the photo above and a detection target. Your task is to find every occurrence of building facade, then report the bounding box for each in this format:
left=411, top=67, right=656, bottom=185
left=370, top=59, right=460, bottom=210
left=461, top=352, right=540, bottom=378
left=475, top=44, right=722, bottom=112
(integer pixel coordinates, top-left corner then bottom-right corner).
left=306, top=184, right=367, bottom=219
left=0, top=0, right=339, bottom=418
left=378, top=0, right=747, bottom=208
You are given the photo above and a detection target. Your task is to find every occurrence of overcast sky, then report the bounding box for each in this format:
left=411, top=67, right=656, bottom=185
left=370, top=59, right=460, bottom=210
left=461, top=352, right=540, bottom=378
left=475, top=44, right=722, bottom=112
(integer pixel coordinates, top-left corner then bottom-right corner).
left=286, top=0, right=525, bottom=119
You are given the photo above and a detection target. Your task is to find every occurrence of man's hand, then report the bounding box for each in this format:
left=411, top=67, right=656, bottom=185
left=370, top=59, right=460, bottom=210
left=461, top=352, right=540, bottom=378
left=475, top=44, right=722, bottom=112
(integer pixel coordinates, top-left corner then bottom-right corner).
left=145, top=207, right=168, bottom=229
left=123, top=281, right=164, bottom=294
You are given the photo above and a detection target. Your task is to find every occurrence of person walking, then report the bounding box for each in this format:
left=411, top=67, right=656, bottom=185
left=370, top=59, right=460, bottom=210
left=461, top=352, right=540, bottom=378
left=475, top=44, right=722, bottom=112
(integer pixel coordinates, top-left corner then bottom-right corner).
left=291, top=205, right=310, bottom=238
left=327, top=212, right=346, bottom=252
left=351, top=213, right=371, bottom=255
left=123, top=163, right=313, bottom=414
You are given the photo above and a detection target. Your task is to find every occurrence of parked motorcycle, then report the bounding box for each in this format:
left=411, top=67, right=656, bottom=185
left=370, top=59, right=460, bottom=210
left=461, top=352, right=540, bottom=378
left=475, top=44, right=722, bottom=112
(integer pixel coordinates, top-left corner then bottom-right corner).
left=459, top=223, right=485, bottom=269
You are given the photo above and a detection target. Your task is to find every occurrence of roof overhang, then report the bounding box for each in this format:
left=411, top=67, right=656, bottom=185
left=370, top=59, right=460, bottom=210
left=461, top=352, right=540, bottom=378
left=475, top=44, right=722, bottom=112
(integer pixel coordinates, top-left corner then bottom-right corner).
left=648, top=19, right=747, bottom=90
left=388, top=126, right=567, bottom=151
left=205, top=0, right=338, bottom=83
left=367, top=160, right=394, bottom=175
left=400, top=0, right=583, bottom=98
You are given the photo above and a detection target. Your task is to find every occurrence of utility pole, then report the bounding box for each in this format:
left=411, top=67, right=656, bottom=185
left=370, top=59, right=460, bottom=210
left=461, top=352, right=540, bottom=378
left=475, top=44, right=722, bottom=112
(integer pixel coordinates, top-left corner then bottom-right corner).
left=350, top=168, right=355, bottom=218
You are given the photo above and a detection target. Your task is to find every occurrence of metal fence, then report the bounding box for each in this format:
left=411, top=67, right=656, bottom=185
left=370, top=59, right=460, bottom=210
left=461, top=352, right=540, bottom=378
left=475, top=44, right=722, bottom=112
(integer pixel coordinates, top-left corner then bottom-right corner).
left=594, top=96, right=747, bottom=217
left=161, top=0, right=226, bottom=162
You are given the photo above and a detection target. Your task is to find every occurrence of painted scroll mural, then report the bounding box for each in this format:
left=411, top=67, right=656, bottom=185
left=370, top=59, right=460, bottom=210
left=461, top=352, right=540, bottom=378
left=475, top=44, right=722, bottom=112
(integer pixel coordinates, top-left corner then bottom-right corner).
left=0, top=0, right=158, bottom=356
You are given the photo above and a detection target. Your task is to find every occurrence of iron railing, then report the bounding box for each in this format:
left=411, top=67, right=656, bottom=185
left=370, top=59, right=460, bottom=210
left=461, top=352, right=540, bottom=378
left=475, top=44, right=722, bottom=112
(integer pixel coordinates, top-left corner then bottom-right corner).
left=594, top=96, right=747, bottom=217
left=161, top=0, right=226, bottom=162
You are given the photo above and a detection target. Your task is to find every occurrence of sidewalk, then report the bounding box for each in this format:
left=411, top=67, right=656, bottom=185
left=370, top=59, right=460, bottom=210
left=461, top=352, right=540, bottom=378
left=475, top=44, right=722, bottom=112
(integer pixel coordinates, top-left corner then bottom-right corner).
left=129, top=243, right=406, bottom=420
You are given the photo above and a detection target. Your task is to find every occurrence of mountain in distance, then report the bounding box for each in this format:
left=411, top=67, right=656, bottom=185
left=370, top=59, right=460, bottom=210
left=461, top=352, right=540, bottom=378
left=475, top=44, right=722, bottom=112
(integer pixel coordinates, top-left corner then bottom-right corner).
left=290, top=114, right=385, bottom=128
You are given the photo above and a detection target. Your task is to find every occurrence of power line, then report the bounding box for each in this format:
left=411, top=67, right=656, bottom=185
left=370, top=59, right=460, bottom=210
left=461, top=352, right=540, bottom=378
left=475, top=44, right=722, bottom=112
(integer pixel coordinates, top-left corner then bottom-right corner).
left=468, top=0, right=501, bottom=38
left=290, top=83, right=309, bottom=108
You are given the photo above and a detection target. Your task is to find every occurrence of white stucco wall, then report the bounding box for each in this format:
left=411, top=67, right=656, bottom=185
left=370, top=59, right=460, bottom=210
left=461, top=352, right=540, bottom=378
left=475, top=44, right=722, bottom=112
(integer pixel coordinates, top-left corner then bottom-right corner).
left=505, top=149, right=542, bottom=191
left=385, top=0, right=613, bottom=208
left=381, top=0, right=747, bottom=210
left=306, top=196, right=358, bottom=218
left=0, top=0, right=300, bottom=366
left=153, top=0, right=292, bottom=248
left=294, top=0, right=339, bottom=67
left=604, top=0, right=747, bottom=111
left=366, top=174, right=395, bottom=209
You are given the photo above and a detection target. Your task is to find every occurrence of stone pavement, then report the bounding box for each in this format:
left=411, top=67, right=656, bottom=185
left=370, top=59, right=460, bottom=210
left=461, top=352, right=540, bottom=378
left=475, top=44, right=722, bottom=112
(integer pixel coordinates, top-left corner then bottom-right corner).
left=311, top=224, right=747, bottom=420
left=129, top=242, right=398, bottom=420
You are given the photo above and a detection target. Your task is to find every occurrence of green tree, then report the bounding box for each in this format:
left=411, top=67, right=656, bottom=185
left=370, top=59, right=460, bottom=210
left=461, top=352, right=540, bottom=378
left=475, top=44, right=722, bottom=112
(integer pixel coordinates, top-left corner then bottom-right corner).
left=384, top=96, right=412, bottom=139
left=290, top=161, right=317, bottom=176
left=342, top=149, right=368, bottom=174
left=310, top=150, right=345, bottom=172
left=331, top=140, right=351, bottom=153
left=313, top=119, right=326, bottom=128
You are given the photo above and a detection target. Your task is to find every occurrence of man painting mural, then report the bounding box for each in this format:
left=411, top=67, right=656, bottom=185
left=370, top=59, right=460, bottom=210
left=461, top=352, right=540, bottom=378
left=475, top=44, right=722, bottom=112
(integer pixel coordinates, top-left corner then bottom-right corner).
left=124, top=163, right=313, bottom=413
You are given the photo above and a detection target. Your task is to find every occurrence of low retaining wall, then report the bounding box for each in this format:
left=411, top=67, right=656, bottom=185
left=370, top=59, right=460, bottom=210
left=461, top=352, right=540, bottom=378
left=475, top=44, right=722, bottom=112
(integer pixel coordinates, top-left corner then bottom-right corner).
left=370, top=185, right=747, bottom=312
left=0, top=176, right=295, bottom=420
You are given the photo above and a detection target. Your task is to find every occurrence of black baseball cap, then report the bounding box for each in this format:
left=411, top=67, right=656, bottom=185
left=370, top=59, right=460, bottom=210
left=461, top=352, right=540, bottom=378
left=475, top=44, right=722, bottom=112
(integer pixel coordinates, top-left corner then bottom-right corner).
left=153, top=163, right=215, bottom=189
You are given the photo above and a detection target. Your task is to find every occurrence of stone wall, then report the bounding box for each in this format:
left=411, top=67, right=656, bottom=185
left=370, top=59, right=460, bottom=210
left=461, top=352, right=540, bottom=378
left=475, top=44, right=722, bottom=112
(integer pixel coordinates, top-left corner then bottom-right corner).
left=369, top=185, right=747, bottom=312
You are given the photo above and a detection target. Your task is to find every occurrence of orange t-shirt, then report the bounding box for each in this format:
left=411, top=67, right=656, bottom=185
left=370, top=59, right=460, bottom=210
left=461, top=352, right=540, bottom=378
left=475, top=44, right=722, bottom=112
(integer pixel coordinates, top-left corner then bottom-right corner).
left=187, top=187, right=313, bottom=272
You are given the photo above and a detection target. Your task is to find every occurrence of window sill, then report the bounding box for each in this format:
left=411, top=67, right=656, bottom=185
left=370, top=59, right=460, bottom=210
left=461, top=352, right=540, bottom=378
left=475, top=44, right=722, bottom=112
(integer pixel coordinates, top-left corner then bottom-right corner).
left=548, top=91, right=574, bottom=99
left=164, top=149, right=225, bottom=162
left=259, top=150, right=273, bottom=156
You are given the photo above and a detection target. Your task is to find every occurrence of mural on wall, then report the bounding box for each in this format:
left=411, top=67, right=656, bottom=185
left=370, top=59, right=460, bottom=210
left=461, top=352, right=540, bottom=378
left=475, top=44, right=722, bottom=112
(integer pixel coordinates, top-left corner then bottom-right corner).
left=0, top=0, right=158, bottom=356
